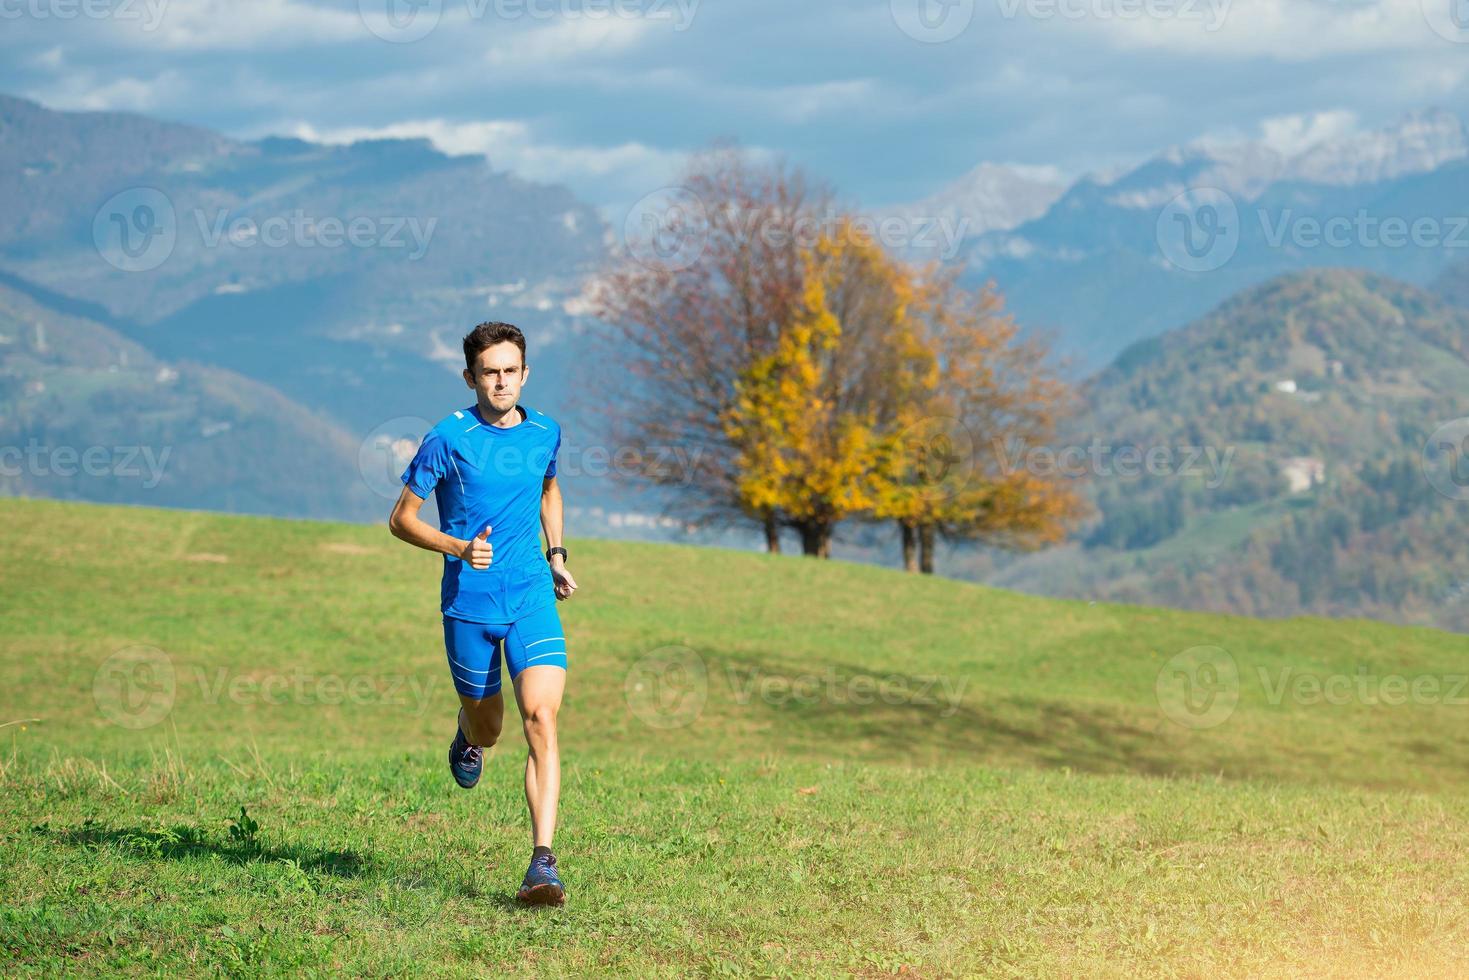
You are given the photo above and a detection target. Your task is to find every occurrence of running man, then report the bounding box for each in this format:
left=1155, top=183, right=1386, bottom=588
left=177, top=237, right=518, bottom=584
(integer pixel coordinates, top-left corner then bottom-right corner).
left=388, top=321, right=578, bottom=907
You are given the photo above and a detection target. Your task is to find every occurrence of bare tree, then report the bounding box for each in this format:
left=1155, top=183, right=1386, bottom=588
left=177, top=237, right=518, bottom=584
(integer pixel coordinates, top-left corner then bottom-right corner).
left=583, top=142, right=834, bottom=552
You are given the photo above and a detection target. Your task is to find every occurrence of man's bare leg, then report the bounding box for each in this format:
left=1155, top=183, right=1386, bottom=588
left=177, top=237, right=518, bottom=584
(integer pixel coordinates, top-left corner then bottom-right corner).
left=458, top=690, right=504, bottom=749
left=514, top=664, right=564, bottom=848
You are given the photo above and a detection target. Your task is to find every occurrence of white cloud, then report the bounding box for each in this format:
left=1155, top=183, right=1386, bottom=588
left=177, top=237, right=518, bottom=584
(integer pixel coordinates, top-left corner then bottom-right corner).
left=33, top=69, right=185, bottom=111
left=288, top=117, right=691, bottom=205
left=482, top=13, right=659, bottom=69
left=1057, top=0, right=1442, bottom=59
left=761, top=79, right=881, bottom=124
left=31, top=46, right=64, bottom=70
left=106, top=0, right=365, bottom=49
left=1257, top=110, right=1361, bottom=157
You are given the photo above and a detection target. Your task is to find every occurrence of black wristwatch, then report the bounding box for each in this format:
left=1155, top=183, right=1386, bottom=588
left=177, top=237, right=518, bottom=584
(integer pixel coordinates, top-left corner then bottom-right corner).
left=546, top=546, right=569, bottom=563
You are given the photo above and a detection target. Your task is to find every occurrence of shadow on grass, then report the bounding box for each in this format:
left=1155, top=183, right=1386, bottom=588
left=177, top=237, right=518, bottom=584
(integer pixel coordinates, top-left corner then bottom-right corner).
left=34, top=820, right=370, bottom=878
left=701, top=647, right=1210, bottom=779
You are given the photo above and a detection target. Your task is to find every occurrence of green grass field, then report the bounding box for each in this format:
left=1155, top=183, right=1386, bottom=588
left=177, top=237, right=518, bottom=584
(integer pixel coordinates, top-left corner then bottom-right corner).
left=3, top=496, right=1468, bottom=976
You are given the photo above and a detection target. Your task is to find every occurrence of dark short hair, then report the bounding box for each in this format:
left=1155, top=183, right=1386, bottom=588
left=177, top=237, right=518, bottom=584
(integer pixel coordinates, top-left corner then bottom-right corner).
left=463, top=321, right=527, bottom=373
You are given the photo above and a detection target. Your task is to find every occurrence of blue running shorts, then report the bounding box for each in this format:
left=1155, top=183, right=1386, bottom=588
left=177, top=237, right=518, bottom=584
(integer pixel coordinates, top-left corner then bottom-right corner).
left=443, top=603, right=568, bottom=699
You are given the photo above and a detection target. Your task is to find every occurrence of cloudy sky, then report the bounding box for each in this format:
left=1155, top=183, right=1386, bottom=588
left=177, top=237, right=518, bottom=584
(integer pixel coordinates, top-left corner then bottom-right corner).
left=3, top=0, right=1468, bottom=217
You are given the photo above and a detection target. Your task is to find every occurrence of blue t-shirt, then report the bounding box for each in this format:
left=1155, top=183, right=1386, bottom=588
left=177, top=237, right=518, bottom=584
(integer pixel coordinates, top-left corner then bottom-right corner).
left=400, top=403, right=562, bottom=624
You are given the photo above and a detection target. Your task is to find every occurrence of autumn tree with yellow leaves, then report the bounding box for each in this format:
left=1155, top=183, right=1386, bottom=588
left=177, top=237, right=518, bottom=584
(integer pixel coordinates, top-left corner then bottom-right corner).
left=586, top=143, right=1083, bottom=567
left=720, top=221, right=929, bottom=556
left=873, top=263, right=1087, bottom=573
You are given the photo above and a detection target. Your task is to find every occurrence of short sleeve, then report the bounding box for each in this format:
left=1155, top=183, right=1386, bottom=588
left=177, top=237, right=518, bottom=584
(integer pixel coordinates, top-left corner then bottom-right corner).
left=400, top=428, right=452, bottom=499
left=545, top=427, right=560, bottom=478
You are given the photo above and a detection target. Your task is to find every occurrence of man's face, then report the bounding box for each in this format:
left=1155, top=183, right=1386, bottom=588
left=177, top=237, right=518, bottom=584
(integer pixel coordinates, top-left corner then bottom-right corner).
left=463, top=341, right=528, bottom=411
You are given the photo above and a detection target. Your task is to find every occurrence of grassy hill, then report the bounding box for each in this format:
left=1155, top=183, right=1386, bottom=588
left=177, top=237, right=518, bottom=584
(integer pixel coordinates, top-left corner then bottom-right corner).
left=3, top=497, right=1468, bottom=975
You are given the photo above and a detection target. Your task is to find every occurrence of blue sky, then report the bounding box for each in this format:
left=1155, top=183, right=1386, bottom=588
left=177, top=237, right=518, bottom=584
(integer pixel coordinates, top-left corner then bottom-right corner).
left=4, top=0, right=1468, bottom=218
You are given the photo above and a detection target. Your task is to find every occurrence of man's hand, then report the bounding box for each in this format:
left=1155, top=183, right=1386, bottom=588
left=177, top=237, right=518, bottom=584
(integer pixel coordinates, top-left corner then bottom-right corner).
left=551, top=559, right=577, bottom=600
left=459, top=525, right=493, bottom=570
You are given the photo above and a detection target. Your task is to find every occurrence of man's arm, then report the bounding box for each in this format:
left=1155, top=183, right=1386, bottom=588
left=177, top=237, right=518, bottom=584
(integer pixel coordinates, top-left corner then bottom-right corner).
left=541, top=475, right=564, bottom=554
left=388, top=485, right=493, bottom=569
left=542, top=475, right=577, bottom=599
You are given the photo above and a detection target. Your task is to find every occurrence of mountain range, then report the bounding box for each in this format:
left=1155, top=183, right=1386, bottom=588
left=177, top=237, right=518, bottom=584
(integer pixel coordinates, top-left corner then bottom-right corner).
left=8, top=93, right=1469, bottom=630
left=896, top=108, right=1469, bottom=370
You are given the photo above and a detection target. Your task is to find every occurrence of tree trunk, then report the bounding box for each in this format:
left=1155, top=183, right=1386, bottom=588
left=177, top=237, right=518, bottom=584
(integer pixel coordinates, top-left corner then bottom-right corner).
left=900, top=521, right=918, bottom=572
left=798, top=521, right=832, bottom=557
left=764, top=512, right=781, bottom=554
left=919, top=523, right=935, bottom=574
